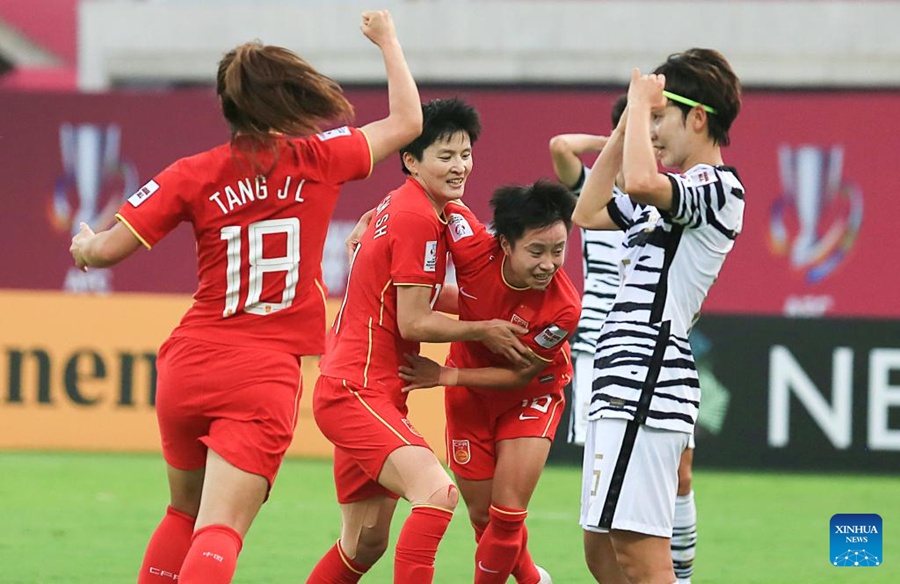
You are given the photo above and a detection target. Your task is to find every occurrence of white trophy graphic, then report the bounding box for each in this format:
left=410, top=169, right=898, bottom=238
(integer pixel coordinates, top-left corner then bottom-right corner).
left=53, top=123, right=139, bottom=293
left=770, top=144, right=863, bottom=285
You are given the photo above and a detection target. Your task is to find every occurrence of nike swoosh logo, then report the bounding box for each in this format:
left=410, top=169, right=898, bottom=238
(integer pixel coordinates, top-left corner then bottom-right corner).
left=459, top=287, right=478, bottom=300
left=519, top=414, right=539, bottom=421
left=477, top=561, right=500, bottom=574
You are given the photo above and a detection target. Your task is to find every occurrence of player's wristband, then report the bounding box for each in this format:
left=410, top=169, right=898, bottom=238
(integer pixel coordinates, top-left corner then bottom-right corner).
left=439, top=367, right=459, bottom=387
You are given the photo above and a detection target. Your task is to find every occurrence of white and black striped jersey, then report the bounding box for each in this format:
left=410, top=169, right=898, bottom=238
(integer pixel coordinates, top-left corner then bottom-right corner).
left=571, top=165, right=625, bottom=354
left=589, top=164, right=744, bottom=434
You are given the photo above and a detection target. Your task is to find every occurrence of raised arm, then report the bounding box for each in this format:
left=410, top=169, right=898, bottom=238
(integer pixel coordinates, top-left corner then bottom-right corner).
left=70, top=221, right=143, bottom=270
left=622, top=68, right=674, bottom=210
left=571, top=124, right=625, bottom=231
left=358, top=10, right=422, bottom=164
left=548, top=133, right=608, bottom=190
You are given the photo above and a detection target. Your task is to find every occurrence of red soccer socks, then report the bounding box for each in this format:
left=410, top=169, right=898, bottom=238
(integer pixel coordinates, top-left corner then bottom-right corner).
left=394, top=505, right=454, bottom=583
left=474, top=504, right=528, bottom=584
left=138, top=506, right=196, bottom=583
left=177, top=524, right=243, bottom=583
left=306, top=540, right=370, bottom=583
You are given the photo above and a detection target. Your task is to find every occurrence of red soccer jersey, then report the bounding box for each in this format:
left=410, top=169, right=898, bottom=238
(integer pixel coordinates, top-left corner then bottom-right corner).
left=444, top=201, right=581, bottom=398
left=320, top=177, right=448, bottom=405
left=116, top=127, right=372, bottom=356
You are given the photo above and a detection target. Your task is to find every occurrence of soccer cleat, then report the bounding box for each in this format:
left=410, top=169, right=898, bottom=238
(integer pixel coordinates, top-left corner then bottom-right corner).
left=535, top=565, right=553, bottom=584
left=675, top=579, right=692, bottom=584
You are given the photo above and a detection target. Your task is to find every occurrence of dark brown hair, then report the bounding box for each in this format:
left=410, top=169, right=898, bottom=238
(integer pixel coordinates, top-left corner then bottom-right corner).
left=216, top=41, right=354, bottom=139
left=654, top=48, right=741, bottom=146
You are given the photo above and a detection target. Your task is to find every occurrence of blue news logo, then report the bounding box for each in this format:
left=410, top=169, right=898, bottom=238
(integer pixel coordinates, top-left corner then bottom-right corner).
left=830, top=514, right=882, bottom=567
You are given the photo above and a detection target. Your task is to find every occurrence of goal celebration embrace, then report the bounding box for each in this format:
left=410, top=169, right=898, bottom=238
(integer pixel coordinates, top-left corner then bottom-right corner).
left=66, top=8, right=749, bottom=584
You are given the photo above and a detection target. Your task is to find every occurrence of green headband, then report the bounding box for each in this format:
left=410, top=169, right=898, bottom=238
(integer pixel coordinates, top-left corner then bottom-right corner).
left=662, top=90, right=718, bottom=115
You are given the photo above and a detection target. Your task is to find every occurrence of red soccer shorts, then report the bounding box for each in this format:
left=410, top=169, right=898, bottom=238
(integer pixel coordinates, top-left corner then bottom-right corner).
left=155, top=335, right=302, bottom=488
left=445, top=385, right=565, bottom=480
left=313, top=375, right=432, bottom=503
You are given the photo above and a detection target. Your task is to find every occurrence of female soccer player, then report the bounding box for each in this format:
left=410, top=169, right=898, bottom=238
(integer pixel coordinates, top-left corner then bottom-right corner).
left=69, top=11, right=421, bottom=584
left=572, top=49, right=743, bottom=584
left=399, top=180, right=581, bottom=584
left=307, top=97, right=531, bottom=584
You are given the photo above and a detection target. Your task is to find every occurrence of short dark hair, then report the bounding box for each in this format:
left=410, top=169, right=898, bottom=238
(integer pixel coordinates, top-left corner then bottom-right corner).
left=653, top=48, right=741, bottom=146
left=611, top=93, right=628, bottom=128
left=490, top=179, right=577, bottom=245
left=400, top=97, right=481, bottom=175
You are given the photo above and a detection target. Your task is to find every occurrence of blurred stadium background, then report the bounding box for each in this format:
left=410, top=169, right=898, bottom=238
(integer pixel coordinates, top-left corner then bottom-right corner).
left=1, top=1, right=898, bottom=582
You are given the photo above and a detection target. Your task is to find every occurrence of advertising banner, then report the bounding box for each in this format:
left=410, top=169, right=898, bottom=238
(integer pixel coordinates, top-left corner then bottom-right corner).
left=2, top=88, right=898, bottom=318
left=0, top=291, right=450, bottom=460
left=690, top=315, right=900, bottom=472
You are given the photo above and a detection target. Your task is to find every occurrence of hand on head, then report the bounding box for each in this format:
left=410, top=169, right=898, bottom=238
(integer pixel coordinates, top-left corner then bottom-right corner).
left=628, top=67, right=667, bottom=110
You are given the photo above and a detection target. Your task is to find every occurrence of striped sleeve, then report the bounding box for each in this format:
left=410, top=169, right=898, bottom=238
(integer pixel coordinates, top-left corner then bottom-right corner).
left=667, top=165, right=741, bottom=240
left=606, top=187, right=635, bottom=230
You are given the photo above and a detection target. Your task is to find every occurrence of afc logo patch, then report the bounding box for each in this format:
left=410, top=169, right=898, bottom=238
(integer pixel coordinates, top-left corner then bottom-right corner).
left=447, top=212, right=474, bottom=242
left=423, top=241, right=438, bottom=272
left=452, top=439, right=471, bottom=465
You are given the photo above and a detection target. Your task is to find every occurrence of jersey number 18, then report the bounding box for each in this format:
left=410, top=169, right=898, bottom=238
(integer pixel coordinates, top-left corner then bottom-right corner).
left=220, top=218, right=300, bottom=317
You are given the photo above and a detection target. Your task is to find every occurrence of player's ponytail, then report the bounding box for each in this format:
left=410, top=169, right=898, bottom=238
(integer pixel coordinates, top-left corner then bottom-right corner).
left=216, top=41, right=355, bottom=139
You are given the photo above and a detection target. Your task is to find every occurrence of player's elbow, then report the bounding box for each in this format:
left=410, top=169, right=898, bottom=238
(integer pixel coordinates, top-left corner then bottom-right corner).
left=621, top=171, right=656, bottom=198
left=571, top=207, right=600, bottom=230
left=393, top=111, right=423, bottom=146
left=396, top=318, right=427, bottom=342
left=548, top=134, right=572, bottom=157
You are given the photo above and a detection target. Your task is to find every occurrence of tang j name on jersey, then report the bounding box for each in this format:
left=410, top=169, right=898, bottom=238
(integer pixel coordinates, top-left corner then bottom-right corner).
left=208, top=176, right=306, bottom=215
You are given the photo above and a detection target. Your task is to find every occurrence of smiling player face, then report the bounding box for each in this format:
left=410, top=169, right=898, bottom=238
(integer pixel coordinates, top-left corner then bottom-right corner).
left=405, top=130, right=473, bottom=210
left=501, top=221, right=568, bottom=290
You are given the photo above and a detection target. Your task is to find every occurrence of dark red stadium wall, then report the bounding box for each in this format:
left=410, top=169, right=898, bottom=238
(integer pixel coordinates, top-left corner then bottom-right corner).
left=1, top=87, right=897, bottom=318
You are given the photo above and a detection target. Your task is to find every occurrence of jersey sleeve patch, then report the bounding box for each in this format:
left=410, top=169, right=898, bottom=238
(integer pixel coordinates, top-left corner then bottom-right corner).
left=447, top=213, right=474, bottom=242
left=423, top=241, right=438, bottom=272
left=687, top=167, right=716, bottom=187
left=316, top=126, right=352, bottom=141
left=127, top=180, right=160, bottom=207
left=534, top=324, right=568, bottom=349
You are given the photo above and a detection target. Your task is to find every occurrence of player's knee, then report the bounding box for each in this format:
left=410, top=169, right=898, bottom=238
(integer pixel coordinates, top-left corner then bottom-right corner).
left=353, top=531, right=390, bottom=566
left=583, top=549, right=600, bottom=574
left=467, top=504, right=490, bottom=527
left=425, top=482, right=459, bottom=511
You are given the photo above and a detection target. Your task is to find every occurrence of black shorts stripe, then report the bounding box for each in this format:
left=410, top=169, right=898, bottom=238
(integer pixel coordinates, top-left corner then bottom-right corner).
left=597, top=321, right=671, bottom=529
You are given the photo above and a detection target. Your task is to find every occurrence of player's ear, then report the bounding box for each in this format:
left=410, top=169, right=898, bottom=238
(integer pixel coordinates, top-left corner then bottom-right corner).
left=402, top=151, right=418, bottom=175
left=689, top=107, right=707, bottom=134
left=499, top=234, right=512, bottom=256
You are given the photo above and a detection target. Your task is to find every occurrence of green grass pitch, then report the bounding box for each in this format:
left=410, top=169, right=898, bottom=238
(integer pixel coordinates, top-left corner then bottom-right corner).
left=1, top=452, right=897, bottom=583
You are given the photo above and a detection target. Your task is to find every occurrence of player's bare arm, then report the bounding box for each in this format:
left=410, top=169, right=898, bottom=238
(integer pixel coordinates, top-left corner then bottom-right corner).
left=399, top=352, right=546, bottom=392
left=432, top=283, right=459, bottom=315
left=344, top=208, right=374, bottom=263
left=395, top=285, right=531, bottom=366
left=69, top=221, right=143, bottom=271
left=549, top=133, right=608, bottom=189
left=622, top=68, right=675, bottom=211
left=571, top=126, right=624, bottom=231
left=359, top=10, right=423, bottom=164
